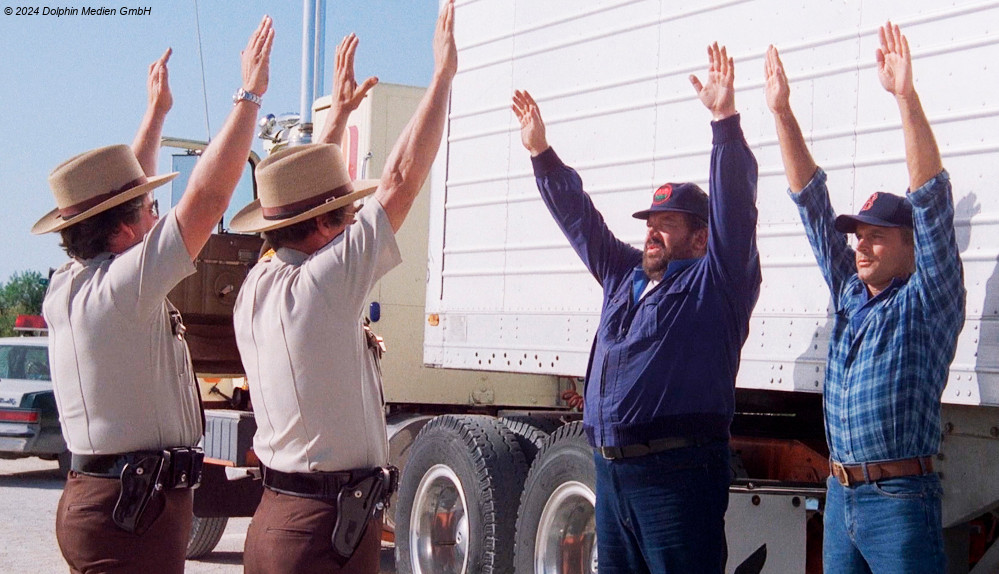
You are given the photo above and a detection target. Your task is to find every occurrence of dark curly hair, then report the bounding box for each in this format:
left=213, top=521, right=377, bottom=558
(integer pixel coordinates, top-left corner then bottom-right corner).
left=262, top=205, right=351, bottom=250
left=58, top=195, right=146, bottom=260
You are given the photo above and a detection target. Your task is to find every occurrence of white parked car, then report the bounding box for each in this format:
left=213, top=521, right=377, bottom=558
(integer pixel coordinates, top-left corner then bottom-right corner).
left=0, top=333, right=68, bottom=474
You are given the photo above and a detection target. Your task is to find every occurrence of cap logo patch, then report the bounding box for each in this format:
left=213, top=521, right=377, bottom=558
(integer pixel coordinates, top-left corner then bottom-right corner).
left=653, top=184, right=672, bottom=205
left=861, top=193, right=879, bottom=212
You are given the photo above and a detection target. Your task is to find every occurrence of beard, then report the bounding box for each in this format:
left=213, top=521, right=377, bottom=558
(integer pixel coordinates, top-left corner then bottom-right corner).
left=642, top=237, right=670, bottom=281
left=642, top=235, right=700, bottom=281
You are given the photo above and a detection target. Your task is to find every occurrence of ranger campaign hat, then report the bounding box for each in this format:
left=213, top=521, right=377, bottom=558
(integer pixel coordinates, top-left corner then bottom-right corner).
left=229, top=144, right=379, bottom=233
left=834, top=191, right=913, bottom=233
left=32, top=145, right=178, bottom=235
left=632, top=182, right=709, bottom=223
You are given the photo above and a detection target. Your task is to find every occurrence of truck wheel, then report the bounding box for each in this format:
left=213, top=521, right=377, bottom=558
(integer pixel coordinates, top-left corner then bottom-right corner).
left=500, top=416, right=562, bottom=466
left=186, top=515, right=228, bottom=559
left=514, top=421, right=597, bottom=574
left=395, top=414, right=528, bottom=574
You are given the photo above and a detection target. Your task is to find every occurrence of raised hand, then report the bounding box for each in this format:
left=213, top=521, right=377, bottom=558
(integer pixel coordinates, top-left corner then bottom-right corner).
left=332, top=34, right=378, bottom=116
left=434, top=0, right=457, bottom=79
left=147, top=48, right=172, bottom=115
left=764, top=45, right=791, bottom=114
left=511, top=90, right=549, bottom=156
left=876, top=21, right=914, bottom=99
left=241, top=15, right=274, bottom=96
left=689, top=42, right=736, bottom=121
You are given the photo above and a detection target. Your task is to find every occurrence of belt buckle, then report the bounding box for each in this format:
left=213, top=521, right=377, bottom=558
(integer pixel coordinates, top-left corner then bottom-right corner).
left=831, top=461, right=850, bottom=487
left=599, top=446, right=622, bottom=460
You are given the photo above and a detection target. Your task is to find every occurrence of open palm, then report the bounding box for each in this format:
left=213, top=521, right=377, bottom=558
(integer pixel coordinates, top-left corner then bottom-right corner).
left=876, top=22, right=914, bottom=97
left=764, top=45, right=790, bottom=114
left=689, top=43, right=736, bottom=120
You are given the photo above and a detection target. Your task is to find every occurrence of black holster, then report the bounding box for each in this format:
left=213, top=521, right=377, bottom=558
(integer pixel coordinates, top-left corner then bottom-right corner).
left=70, top=446, right=203, bottom=535
left=331, top=465, right=399, bottom=563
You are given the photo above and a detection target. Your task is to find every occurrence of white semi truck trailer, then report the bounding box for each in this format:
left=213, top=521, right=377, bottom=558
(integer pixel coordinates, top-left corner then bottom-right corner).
left=174, top=1, right=999, bottom=573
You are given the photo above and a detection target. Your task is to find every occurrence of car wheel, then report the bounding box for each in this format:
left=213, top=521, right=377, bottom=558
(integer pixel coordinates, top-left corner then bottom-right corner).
left=395, top=414, right=528, bottom=574
left=186, top=515, right=228, bottom=559
left=514, top=421, right=597, bottom=574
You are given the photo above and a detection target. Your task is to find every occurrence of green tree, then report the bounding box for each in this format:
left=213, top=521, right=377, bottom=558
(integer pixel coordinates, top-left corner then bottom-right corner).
left=0, top=270, right=48, bottom=336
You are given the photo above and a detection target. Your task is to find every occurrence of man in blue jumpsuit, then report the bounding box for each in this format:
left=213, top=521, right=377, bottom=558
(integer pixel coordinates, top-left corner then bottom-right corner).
left=512, top=43, right=761, bottom=573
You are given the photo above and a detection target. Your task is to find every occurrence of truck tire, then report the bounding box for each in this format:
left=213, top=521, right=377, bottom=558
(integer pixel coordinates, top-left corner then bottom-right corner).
left=395, top=414, right=528, bottom=574
left=513, top=421, right=597, bottom=574
left=186, top=515, right=228, bottom=559
left=500, top=416, right=562, bottom=466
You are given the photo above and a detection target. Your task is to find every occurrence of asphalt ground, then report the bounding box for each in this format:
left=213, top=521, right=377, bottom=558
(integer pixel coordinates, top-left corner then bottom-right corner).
left=0, top=457, right=396, bottom=573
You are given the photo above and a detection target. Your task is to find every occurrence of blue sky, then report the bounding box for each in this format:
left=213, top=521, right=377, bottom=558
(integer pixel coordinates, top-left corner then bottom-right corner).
left=0, top=0, right=439, bottom=283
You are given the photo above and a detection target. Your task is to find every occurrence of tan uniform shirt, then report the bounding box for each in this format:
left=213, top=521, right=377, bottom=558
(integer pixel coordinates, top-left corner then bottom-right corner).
left=43, top=211, right=202, bottom=454
left=234, top=202, right=402, bottom=473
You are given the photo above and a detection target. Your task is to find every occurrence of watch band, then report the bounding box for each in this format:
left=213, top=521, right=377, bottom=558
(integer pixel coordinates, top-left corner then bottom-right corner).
left=233, top=88, right=263, bottom=107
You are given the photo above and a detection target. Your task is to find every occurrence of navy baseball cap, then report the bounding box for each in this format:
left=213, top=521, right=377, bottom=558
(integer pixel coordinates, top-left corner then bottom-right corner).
left=834, top=191, right=913, bottom=233
left=632, top=182, right=709, bottom=223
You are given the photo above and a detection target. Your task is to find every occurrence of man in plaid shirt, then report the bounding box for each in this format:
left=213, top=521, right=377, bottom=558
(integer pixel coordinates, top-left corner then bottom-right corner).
left=764, top=23, right=965, bottom=573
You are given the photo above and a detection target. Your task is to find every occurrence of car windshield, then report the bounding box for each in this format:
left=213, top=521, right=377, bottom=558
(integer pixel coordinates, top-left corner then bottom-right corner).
left=0, top=344, right=50, bottom=381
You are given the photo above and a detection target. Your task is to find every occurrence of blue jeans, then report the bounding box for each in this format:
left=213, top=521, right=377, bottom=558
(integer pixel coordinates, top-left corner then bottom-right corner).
left=594, top=441, right=729, bottom=574
left=824, top=474, right=945, bottom=573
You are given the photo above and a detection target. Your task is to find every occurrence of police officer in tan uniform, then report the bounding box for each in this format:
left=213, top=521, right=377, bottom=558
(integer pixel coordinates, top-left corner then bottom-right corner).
left=34, top=17, right=273, bottom=574
left=230, top=3, right=456, bottom=572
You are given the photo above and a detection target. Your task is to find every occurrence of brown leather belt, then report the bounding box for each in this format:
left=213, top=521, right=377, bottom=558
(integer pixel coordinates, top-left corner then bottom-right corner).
left=829, top=456, right=934, bottom=487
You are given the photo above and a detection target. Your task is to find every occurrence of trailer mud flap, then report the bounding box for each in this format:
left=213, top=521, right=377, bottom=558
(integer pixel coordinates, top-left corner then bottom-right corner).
left=733, top=544, right=767, bottom=574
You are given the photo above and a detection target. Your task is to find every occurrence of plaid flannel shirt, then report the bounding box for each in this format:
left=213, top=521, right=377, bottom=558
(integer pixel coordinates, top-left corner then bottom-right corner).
left=790, top=168, right=965, bottom=463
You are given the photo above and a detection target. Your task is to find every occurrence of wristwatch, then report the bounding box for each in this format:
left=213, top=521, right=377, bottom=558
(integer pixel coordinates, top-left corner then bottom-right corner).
left=233, top=88, right=262, bottom=107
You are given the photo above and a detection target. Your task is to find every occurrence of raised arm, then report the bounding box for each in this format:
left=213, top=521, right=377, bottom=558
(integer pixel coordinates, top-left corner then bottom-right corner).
left=131, top=48, right=173, bottom=176
left=316, top=33, right=378, bottom=146
left=877, top=22, right=943, bottom=191
left=512, top=89, right=639, bottom=285
left=374, top=0, right=457, bottom=232
left=690, top=44, right=761, bottom=297
left=175, top=15, right=273, bottom=259
left=765, top=45, right=817, bottom=192
left=768, top=46, right=855, bottom=300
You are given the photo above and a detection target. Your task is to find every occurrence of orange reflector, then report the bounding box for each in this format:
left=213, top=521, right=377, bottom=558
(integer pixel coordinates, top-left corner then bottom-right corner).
left=0, top=409, right=40, bottom=423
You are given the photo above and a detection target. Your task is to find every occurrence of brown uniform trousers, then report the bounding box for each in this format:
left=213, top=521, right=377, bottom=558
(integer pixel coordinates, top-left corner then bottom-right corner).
left=56, top=471, right=193, bottom=574
left=244, top=488, right=382, bottom=574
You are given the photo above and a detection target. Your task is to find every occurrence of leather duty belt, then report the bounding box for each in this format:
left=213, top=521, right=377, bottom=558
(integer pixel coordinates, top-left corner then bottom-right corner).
left=262, top=465, right=356, bottom=499
left=71, top=446, right=204, bottom=489
left=261, top=465, right=400, bottom=502
left=830, top=456, right=934, bottom=487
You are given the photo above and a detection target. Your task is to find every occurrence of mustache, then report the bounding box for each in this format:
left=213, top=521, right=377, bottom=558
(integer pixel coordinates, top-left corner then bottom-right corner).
left=646, top=237, right=665, bottom=249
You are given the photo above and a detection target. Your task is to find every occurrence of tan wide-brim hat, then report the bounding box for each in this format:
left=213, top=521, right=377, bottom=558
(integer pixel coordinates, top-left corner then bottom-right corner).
left=32, top=144, right=178, bottom=235
left=229, top=144, right=379, bottom=233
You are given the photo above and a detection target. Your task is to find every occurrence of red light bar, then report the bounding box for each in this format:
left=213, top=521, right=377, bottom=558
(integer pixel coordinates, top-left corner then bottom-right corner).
left=14, top=315, right=47, bottom=331
left=0, top=409, right=40, bottom=423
